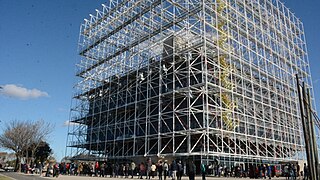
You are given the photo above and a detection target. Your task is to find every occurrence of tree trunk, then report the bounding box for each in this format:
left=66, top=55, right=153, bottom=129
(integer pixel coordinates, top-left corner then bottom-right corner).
left=26, top=148, right=29, bottom=165
left=15, top=154, right=21, bottom=172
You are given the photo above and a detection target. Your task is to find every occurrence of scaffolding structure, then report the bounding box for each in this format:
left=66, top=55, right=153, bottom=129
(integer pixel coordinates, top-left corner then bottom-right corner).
left=66, top=0, right=315, bottom=165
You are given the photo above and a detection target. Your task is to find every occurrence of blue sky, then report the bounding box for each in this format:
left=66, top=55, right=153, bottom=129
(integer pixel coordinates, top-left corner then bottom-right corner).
left=0, top=0, right=319, bottom=161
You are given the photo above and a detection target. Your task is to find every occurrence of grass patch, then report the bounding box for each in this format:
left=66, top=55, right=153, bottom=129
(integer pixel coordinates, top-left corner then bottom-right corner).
left=0, top=174, right=12, bottom=180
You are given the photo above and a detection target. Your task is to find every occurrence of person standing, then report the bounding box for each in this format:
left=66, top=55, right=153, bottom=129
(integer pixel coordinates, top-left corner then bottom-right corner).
left=303, top=163, right=309, bottom=180
left=66, top=163, right=70, bottom=175
left=54, top=163, right=60, bottom=178
left=100, top=162, right=105, bottom=177
left=218, top=165, right=222, bottom=177
left=125, top=163, right=129, bottom=178
left=120, top=164, right=125, bottom=178
left=140, top=162, right=146, bottom=179
left=115, top=163, right=120, bottom=178
left=171, top=160, right=177, bottom=180
left=267, top=164, right=272, bottom=179
left=95, top=161, right=99, bottom=177
left=146, top=159, right=152, bottom=179
left=284, top=164, right=289, bottom=180
left=263, top=164, right=267, bottom=179
left=73, top=162, right=78, bottom=176
left=201, top=162, right=206, bottom=180
left=78, top=162, right=83, bottom=176
left=289, top=164, right=294, bottom=180
left=157, top=161, right=163, bottom=180
left=130, top=161, right=136, bottom=178
left=111, top=164, right=115, bottom=177
left=151, top=163, right=157, bottom=178
left=42, top=163, right=48, bottom=177
left=293, top=163, right=297, bottom=180
left=163, top=160, right=169, bottom=180
left=177, top=161, right=183, bottom=180
left=188, top=161, right=196, bottom=180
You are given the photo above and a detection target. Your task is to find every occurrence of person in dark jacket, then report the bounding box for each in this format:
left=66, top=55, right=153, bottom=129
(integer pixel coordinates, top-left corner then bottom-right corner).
left=100, top=162, right=105, bottom=177
left=177, top=161, right=183, bottom=180
left=157, top=161, right=163, bottom=180
left=303, top=163, right=309, bottom=180
left=171, top=160, right=177, bottom=180
left=188, top=161, right=196, bottom=180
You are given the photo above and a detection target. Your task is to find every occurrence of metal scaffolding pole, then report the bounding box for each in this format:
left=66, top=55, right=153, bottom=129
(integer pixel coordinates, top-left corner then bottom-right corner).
left=307, top=88, right=319, bottom=179
left=296, top=74, right=319, bottom=180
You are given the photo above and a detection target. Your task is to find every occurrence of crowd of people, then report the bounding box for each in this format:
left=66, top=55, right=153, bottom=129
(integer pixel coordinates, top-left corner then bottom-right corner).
left=20, top=159, right=311, bottom=180
left=21, top=162, right=61, bottom=177
left=40, top=159, right=197, bottom=180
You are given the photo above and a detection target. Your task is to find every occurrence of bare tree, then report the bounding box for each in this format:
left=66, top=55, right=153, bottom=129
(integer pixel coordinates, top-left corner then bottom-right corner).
left=0, top=120, right=52, bottom=171
left=28, top=119, right=52, bottom=164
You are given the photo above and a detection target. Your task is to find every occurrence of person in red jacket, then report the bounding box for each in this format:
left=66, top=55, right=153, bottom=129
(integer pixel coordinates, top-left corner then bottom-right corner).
left=95, top=161, right=100, bottom=177
left=66, top=163, right=70, bottom=175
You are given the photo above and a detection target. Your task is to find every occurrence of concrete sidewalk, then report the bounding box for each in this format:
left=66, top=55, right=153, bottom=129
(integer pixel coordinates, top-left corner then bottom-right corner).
left=1, top=171, right=298, bottom=180
left=37, top=175, right=292, bottom=180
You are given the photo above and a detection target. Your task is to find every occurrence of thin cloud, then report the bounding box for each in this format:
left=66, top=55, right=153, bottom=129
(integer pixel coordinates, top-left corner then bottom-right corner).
left=63, top=120, right=79, bottom=127
left=313, top=78, right=320, bottom=84
left=57, top=107, right=67, bottom=112
left=0, top=84, right=49, bottom=100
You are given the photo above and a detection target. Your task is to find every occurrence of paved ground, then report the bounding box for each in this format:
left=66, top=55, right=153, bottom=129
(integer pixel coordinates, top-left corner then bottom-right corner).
left=0, top=172, right=48, bottom=180
left=0, top=172, right=298, bottom=180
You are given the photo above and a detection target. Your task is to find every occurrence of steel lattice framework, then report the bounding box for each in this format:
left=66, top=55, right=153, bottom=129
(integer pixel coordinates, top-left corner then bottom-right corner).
left=66, top=0, right=315, bottom=165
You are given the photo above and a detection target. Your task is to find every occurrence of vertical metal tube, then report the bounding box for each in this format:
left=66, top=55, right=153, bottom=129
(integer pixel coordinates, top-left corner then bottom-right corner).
left=307, top=88, right=319, bottom=179
left=303, top=82, right=316, bottom=180
left=296, top=74, right=314, bottom=180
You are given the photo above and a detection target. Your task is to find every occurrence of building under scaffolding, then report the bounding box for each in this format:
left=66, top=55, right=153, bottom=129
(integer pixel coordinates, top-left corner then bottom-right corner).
left=66, top=0, right=315, bottom=167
